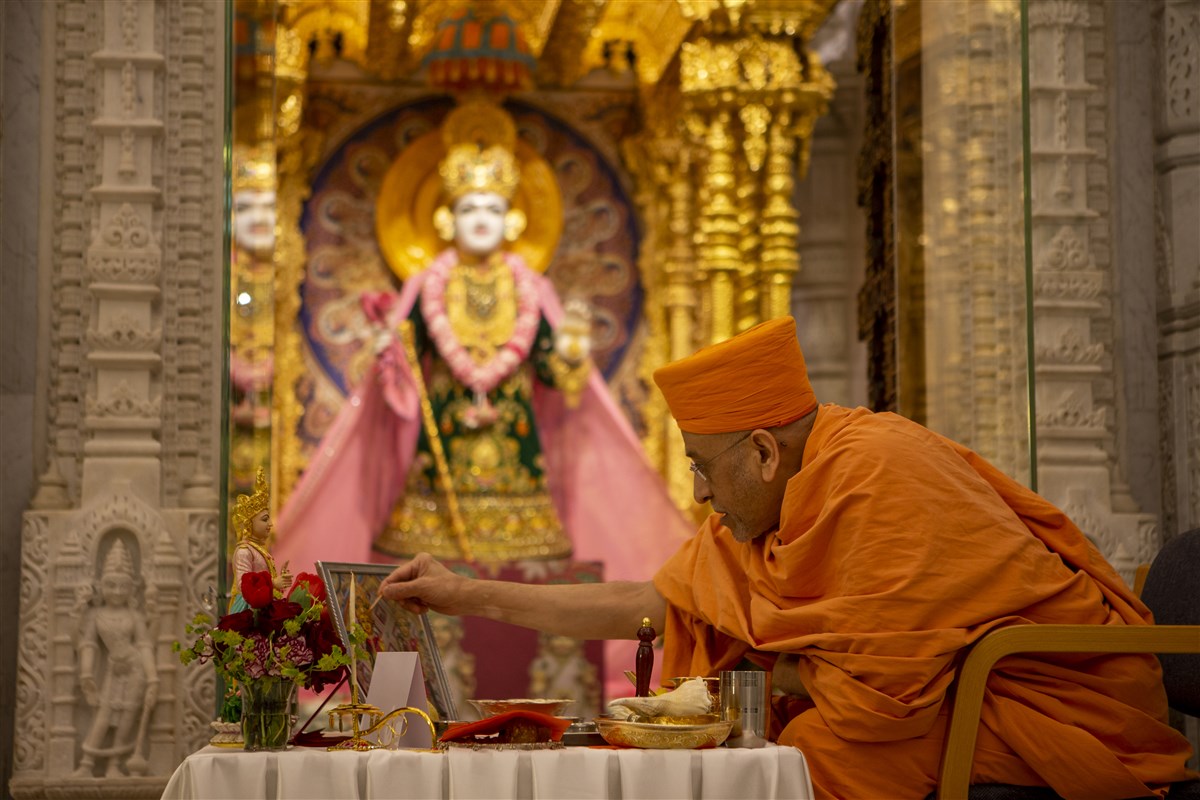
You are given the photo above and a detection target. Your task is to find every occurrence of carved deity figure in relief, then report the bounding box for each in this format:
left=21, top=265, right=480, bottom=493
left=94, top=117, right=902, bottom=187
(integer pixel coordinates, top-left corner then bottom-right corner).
left=74, top=539, right=158, bottom=778
left=527, top=631, right=600, bottom=719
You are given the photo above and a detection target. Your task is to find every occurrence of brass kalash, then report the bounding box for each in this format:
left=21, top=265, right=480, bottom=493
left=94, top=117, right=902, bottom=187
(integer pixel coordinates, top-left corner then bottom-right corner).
left=325, top=574, right=436, bottom=751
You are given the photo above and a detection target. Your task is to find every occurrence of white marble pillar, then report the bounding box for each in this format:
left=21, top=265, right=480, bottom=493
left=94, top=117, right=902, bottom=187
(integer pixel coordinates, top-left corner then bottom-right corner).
left=1155, top=0, right=1200, bottom=539
left=1, top=0, right=45, bottom=792
left=11, top=0, right=226, bottom=796
left=1028, top=0, right=1158, bottom=584
left=792, top=12, right=869, bottom=409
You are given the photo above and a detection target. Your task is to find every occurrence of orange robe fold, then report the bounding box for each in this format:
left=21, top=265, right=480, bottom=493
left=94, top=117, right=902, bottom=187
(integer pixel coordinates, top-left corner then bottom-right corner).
left=654, top=404, right=1194, bottom=800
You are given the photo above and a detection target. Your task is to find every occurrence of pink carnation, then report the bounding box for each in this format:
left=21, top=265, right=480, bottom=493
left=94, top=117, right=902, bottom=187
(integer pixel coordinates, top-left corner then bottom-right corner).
left=277, top=634, right=314, bottom=667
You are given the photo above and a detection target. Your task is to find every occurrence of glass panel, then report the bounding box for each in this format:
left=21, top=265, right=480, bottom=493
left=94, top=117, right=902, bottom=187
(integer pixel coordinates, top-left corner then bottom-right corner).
left=223, top=0, right=279, bottom=608
left=892, top=0, right=1036, bottom=487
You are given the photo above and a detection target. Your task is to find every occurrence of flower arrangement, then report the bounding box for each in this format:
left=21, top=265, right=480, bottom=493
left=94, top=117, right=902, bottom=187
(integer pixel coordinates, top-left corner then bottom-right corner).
left=177, top=570, right=350, bottom=689
left=175, top=570, right=353, bottom=749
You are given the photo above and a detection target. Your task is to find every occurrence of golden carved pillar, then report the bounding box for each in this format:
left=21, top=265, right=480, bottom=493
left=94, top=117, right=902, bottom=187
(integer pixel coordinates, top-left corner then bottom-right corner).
left=623, top=110, right=701, bottom=511
left=661, top=145, right=700, bottom=509
left=760, top=110, right=801, bottom=321
left=664, top=147, right=698, bottom=365
left=693, top=110, right=741, bottom=344
left=678, top=3, right=835, bottom=345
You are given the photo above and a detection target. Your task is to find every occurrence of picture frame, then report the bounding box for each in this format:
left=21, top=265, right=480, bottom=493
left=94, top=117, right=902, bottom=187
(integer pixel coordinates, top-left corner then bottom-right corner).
left=316, top=561, right=459, bottom=721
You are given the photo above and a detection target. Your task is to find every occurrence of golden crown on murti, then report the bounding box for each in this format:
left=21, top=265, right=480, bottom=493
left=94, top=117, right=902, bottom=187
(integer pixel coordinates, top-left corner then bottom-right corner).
left=232, top=142, right=275, bottom=192
left=232, top=466, right=271, bottom=540
left=439, top=144, right=520, bottom=202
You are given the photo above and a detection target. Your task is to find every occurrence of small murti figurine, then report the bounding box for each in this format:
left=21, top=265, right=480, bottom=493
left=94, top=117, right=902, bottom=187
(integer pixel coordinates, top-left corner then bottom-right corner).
left=74, top=540, right=158, bottom=778
left=430, top=614, right=476, bottom=717
left=229, top=467, right=292, bottom=612
left=528, top=631, right=600, bottom=718
left=635, top=617, right=656, bottom=698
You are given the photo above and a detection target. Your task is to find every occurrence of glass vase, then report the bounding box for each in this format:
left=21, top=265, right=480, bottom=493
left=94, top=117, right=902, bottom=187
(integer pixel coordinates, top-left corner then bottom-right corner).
left=240, top=677, right=296, bottom=751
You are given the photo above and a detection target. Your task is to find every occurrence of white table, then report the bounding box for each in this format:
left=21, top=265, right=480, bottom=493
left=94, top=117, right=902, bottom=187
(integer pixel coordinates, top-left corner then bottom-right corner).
left=161, top=744, right=813, bottom=799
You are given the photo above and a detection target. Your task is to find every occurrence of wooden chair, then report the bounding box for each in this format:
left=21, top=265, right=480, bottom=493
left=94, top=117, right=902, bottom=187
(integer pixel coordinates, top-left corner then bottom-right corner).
left=935, top=529, right=1200, bottom=800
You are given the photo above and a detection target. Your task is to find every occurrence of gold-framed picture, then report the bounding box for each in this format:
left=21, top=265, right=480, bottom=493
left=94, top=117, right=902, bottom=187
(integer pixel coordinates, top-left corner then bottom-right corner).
left=316, top=561, right=459, bottom=721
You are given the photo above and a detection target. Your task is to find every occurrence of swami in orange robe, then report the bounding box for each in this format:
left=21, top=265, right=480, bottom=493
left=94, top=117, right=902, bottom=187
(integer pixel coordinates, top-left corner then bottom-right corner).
left=652, top=317, right=1194, bottom=800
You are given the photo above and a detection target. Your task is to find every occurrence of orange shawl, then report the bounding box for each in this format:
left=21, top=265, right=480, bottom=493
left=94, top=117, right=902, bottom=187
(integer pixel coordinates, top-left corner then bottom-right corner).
left=654, top=404, right=1192, bottom=799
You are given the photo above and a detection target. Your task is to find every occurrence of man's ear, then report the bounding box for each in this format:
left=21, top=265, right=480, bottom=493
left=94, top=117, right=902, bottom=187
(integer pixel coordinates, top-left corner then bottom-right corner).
left=750, top=429, right=782, bottom=482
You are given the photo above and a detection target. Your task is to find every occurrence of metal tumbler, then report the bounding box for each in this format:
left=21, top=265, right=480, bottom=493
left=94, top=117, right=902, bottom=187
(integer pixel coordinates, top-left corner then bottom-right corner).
left=718, top=670, right=771, bottom=748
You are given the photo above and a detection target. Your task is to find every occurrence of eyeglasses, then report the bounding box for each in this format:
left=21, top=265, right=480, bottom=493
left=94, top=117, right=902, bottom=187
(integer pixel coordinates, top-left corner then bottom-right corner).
left=688, top=432, right=752, bottom=483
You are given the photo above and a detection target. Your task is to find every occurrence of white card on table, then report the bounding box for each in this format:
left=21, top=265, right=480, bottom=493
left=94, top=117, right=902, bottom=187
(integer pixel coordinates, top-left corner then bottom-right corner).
left=363, top=650, right=432, bottom=749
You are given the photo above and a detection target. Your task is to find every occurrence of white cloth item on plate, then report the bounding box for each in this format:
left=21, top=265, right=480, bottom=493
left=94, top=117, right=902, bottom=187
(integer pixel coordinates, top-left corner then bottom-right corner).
left=606, top=677, right=711, bottom=720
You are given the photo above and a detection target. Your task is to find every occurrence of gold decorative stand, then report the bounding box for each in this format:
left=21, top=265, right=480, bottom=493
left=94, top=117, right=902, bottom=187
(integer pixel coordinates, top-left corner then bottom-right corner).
left=326, top=702, right=436, bottom=751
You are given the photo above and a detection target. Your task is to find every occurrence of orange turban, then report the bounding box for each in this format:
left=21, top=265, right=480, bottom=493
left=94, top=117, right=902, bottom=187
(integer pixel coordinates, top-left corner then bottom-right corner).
left=653, top=317, right=817, bottom=434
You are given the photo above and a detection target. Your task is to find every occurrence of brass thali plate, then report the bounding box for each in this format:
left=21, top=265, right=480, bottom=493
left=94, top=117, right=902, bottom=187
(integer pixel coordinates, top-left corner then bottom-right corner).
left=468, top=698, right=573, bottom=717
left=595, top=717, right=733, bottom=750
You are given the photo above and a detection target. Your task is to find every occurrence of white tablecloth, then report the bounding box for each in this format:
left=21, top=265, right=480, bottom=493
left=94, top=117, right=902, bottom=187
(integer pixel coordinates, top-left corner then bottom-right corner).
left=161, top=744, right=813, bottom=799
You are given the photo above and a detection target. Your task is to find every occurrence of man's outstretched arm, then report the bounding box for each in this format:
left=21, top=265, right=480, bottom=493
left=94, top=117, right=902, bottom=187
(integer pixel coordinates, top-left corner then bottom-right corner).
left=379, top=553, right=667, bottom=641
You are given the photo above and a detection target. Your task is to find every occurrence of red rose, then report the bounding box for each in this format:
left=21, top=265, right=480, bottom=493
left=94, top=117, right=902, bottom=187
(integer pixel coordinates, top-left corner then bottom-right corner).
left=240, top=571, right=275, bottom=609
left=287, top=572, right=326, bottom=604
left=305, top=610, right=343, bottom=658
left=306, top=663, right=347, bottom=693
left=257, top=599, right=303, bottom=636
left=217, top=609, right=254, bottom=634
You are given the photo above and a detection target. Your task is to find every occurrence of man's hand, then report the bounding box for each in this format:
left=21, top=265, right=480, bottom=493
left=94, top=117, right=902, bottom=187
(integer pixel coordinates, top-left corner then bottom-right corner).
left=772, top=653, right=811, bottom=700
left=380, top=554, right=665, bottom=641
left=378, top=553, right=470, bottom=616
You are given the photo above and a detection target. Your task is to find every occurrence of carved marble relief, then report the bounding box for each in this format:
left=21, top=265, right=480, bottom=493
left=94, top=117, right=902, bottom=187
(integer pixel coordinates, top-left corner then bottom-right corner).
left=527, top=632, right=601, bottom=720
left=1028, top=0, right=1159, bottom=583
left=74, top=537, right=157, bottom=779
left=15, top=488, right=196, bottom=796
left=1157, top=0, right=1200, bottom=540
left=12, top=0, right=224, bottom=796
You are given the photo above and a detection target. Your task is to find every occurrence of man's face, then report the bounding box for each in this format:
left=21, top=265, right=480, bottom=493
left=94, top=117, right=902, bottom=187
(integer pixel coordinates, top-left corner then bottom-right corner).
left=683, top=430, right=785, bottom=543
left=453, top=191, right=507, bottom=255
left=233, top=189, right=277, bottom=254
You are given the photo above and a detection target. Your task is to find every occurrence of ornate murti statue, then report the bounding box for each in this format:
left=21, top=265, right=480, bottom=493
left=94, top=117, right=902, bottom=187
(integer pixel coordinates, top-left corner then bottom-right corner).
left=276, top=102, right=691, bottom=578
left=228, top=144, right=276, bottom=497
left=365, top=130, right=589, bottom=560
left=429, top=614, right=477, bottom=716
left=74, top=540, right=158, bottom=778
left=229, top=467, right=292, bottom=611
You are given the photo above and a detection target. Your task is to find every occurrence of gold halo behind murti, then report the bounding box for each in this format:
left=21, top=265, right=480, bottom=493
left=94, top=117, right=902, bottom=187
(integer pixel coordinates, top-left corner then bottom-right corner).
left=375, top=128, right=563, bottom=281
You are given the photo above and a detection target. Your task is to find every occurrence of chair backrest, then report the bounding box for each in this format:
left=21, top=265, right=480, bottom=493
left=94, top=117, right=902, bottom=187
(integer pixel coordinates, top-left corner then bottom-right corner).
left=1139, top=528, right=1200, bottom=716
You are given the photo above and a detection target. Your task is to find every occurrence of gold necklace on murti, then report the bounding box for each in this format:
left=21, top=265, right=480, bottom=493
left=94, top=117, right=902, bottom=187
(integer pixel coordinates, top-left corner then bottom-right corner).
left=445, top=255, right=517, bottom=365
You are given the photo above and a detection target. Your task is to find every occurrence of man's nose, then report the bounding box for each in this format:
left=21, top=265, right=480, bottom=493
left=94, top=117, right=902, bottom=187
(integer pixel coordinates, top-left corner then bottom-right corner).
left=692, top=473, right=712, bottom=505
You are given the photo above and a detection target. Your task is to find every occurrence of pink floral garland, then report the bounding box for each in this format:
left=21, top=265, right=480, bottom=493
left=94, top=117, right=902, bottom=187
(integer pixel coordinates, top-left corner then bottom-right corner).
left=419, top=248, right=540, bottom=396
